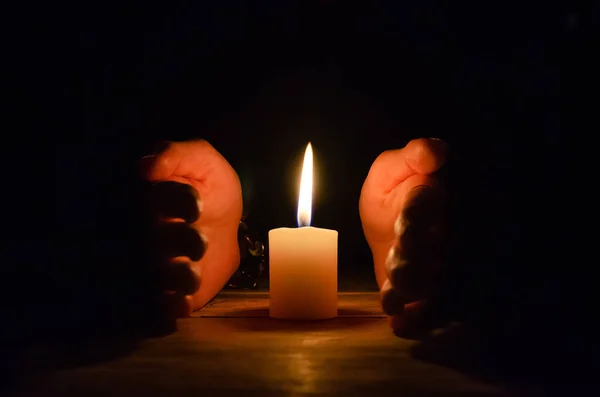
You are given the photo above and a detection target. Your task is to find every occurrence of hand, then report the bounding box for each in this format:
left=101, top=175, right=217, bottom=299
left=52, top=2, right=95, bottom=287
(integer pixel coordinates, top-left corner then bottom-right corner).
left=359, top=138, right=448, bottom=335
left=140, top=140, right=243, bottom=317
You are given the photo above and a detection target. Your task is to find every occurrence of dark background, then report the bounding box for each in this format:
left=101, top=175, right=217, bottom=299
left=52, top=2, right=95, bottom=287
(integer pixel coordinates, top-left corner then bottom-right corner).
left=69, top=1, right=566, bottom=289
left=47, top=0, right=566, bottom=326
left=69, top=0, right=563, bottom=280
left=6, top=0, right=588, bottom=388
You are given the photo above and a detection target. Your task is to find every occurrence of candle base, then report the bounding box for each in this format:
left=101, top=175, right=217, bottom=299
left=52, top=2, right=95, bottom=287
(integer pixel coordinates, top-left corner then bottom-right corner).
left=269, top=291, right=338, bottom=320
left=269, top=308, right=338, bottom=321
left=268, top=226, right=338, bottom=321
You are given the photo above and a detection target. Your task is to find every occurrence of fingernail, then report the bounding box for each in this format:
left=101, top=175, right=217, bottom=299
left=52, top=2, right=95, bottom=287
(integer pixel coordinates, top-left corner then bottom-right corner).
left=197, top=198, right=203, bottom=214
left=390, top=301, right=428, bottom=339
left=394, top=215, right=404, bottom=237
left=192, top=265, right=202, bottom=278
left=191, top=265, right=202, bottom=282
left=409, top=184, right=431, bottom=193
left=189, top=231, right=207, bottom=261
left=385, top=245, right=400, bottom=275
left=200, top=233, right=208, bottom=245
left=173, top=295, right=195, bottom=318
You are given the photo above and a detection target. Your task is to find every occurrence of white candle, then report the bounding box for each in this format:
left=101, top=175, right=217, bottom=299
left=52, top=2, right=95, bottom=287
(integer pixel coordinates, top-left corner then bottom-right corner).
left=269, top=143, right=338, bottom=320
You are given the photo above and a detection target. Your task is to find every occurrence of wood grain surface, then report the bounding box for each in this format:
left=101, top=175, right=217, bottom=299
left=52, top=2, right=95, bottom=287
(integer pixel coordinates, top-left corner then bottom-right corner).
left=7, top=292, right=517, bottom=397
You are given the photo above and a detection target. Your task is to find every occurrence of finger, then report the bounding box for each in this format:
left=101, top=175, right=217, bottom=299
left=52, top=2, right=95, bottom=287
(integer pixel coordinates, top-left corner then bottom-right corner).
left=162, top=257, right=202, bottom=296
left=141, top=139, right=229, bottom=183
left=371, top=138, right=448, bottom=193
left=380, top=278, right=405, bottom=316
left=153, top=221, right=207, bottom=261
left=398, top=184, right=445, bottom=264
left=176, top=295, right=195, bottom=318
left=137, top=141, right=172, bottom=176
left=388, top=300, right=430, bottom=339
left=147, top=181, right=202, bottom=223
left=386, top=185, right=444, bottom=301
left=385, top=243, right=428, bottom=302
left=164, top=293, right=195, bottom=319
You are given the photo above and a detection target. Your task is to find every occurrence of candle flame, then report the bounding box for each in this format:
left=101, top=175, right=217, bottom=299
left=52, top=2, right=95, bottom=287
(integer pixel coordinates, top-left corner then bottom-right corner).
left=297, top=142, right=313, bottom=227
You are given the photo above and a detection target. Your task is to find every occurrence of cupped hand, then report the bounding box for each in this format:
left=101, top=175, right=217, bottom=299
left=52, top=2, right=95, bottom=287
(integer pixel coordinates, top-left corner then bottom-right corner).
left=359, top=138, right=449, bottom=335
left=140, top=140, right=243, bottom=317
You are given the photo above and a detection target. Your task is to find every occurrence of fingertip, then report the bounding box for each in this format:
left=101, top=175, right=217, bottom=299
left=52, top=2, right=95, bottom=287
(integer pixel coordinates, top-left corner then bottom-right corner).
left=384, top=244, right=403, bottom=283
left=381, top=279, right=405, bottom=315
left=388, top=314, right=403, bottom=332
left=388, top=301, right=428, bottom=339
left=189, top=265, right=202, bottom=294
left=194, top=232, right=208, bottom=261
left=165, top=258, right=202, bottom=296
left=172, top=294, right=195, bottom=318
left=147, top=152, right=179, bottom=181
left=405, top=138, right=448, bottom=175
left=138, top=155, right=156, bottom=179
left=182, top=295, right=195, bottom=317
left=149, top=181, right=201, bottom=223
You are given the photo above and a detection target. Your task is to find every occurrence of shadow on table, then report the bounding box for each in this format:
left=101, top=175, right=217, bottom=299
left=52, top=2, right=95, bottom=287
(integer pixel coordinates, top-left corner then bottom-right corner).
left=218, top=307, right=381, bottom=332
left=0, top=310, right=178, bottom=396
left=405, top=319, right=596, bottom=395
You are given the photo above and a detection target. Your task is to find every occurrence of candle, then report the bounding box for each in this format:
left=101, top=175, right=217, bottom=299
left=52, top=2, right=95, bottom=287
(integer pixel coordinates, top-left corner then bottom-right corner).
left=269, top=142, right=338, bottom=320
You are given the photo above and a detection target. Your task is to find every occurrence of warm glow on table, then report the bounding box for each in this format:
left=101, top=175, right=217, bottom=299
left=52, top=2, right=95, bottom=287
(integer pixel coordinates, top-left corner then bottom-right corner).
left=269, top=143, right=338, bottom=320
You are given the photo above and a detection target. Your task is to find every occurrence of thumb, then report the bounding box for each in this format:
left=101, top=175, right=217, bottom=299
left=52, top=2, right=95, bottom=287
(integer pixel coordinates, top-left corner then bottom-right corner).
left=370, top=138, right=449, bottom=194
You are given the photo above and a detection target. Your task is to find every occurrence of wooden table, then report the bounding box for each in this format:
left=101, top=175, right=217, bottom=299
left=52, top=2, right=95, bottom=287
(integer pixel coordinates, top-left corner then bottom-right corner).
left=8, top=292, right=518, bottom=397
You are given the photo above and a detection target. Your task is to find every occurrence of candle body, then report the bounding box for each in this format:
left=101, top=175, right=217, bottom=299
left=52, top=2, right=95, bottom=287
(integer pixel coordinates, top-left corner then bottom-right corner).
left=269, top=227, right=338, bottom=319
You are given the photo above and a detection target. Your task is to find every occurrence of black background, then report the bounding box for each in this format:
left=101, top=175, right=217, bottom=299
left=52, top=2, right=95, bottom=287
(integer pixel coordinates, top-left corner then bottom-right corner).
left=69, top=1, right=566, bottom=293
left=5, top=0, right=588, bottom=390
left=68, top=0, right=563, bottom=279
left=43, top=0, right=566, bottom=331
